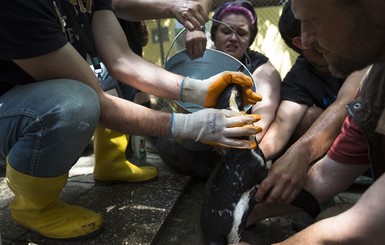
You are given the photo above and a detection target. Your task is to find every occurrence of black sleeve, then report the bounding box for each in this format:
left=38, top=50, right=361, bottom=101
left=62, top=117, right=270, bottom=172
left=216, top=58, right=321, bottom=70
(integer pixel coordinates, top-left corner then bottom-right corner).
left=280, top=68, right=315, bottom=106
left=280, top=56, right=316, bottom=106
left=0, top=0, right=68, bottom=60
left=94, top=0, right=113, bottom=11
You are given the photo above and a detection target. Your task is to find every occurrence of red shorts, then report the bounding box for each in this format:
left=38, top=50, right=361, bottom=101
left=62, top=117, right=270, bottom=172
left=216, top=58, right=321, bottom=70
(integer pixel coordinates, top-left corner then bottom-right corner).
left=327, top=115, right=369, bottom=165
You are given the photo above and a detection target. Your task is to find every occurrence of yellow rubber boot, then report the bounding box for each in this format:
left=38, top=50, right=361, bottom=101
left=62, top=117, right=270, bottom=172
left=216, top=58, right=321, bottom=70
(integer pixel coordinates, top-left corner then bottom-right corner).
left=93, top=126, right=158, bottom=183
left=6, top=161, right=104, bottom=240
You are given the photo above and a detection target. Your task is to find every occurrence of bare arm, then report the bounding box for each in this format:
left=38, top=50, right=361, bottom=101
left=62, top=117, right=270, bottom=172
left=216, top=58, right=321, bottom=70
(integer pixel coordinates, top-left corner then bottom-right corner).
left=251, top=61, right=281, bottom=142
left=112, top=0, right=209, bottom=31
left=305, top=155, right=369, bottom=204
left=258, top=100, right=308, bottom=159
left=281, top=68, right=367, bottom=170
left=274, top=158, right=376, bottom=245
left=254, top=100, right=308, bottom=203
left=92, top=10, right=184, bottom=100
left=14, top=43, right=171, bottom=136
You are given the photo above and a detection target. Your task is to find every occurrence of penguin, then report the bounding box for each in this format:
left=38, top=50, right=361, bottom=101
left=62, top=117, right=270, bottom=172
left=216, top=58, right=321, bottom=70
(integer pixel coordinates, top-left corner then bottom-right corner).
left=201, top=84, right=320, bottom=245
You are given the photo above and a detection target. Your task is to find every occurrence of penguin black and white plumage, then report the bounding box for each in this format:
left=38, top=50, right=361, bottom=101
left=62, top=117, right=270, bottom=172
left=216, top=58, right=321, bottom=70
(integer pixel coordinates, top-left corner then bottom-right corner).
left=201, top=84, right=320, bottom=245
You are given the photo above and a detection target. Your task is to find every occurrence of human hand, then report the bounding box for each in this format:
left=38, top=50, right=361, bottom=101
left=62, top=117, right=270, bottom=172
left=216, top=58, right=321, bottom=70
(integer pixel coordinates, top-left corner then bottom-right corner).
left=171, top=109, right=262, bottom=149
left=171, top=0, right=209, bottom=31
left=181, top=72, right=262, bottom=108
left=185, top=30, right=207, bottom=59
left=255, top=152, right=308, bottom=204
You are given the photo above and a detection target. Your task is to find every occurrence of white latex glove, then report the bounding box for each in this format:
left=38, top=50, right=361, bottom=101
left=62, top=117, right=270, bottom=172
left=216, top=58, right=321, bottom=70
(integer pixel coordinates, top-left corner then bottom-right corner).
left=171, top=108, right=261, bottom=149
left=180, top=71, right=262, bottom=108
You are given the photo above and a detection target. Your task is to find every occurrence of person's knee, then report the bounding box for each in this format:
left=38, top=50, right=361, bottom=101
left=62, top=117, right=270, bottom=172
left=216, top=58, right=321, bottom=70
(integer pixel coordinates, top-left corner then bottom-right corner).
left=41, top=80, right=100, bottom=144
left=54, top=79, right=100, bottom=129
left=2, top=80, right=100, bottom=176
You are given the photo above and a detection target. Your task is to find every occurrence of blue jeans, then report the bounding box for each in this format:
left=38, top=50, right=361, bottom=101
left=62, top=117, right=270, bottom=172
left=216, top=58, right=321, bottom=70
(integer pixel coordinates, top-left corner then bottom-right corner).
left=0, top=79, right=100, bottom=177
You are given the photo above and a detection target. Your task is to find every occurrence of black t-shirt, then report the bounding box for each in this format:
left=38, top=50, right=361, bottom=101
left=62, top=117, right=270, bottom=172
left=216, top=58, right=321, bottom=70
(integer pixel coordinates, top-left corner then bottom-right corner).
left=281, top=55, right=345, bottom=109
left=0, top=0, right=112, bottom=95
left=241, top=49, right=269, bottom=73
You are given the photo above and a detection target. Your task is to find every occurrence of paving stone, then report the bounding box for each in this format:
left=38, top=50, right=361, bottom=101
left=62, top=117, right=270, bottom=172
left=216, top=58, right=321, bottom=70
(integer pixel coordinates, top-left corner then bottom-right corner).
left=0, top=150, right=190, bottom=245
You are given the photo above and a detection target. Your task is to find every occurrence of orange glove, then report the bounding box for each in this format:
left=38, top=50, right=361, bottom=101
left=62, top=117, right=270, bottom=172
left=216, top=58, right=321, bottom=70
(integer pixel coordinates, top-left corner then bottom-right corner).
left=180, top=71, right=262, bottom=108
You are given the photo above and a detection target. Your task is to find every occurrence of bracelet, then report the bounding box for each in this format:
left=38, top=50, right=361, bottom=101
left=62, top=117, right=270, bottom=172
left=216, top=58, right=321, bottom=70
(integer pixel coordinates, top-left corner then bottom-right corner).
left=170, top=112, right=175, bottom=139
left=180, top=76, right=187, bottom=102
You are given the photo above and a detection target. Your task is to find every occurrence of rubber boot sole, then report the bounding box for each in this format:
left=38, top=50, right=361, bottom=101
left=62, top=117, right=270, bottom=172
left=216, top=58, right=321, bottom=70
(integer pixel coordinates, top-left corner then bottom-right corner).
left=18, top=223, right=105, bottom=242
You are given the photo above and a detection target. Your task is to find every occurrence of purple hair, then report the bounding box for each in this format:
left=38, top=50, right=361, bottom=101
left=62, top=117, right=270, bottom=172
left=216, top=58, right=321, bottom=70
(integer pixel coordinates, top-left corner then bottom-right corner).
left=217, top=5, right=255, bottom=26
left=211, top=1, right=258, bottom=47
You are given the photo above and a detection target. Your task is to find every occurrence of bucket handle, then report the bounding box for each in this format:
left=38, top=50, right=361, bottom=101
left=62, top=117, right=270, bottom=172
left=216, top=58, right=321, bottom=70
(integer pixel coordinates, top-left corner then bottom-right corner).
left=164, top=18, right=251, bottom=68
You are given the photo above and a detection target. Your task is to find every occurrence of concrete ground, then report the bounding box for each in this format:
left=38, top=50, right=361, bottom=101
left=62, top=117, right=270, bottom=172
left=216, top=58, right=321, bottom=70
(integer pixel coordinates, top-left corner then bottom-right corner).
left=0, top=139, right=369, bottom=245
